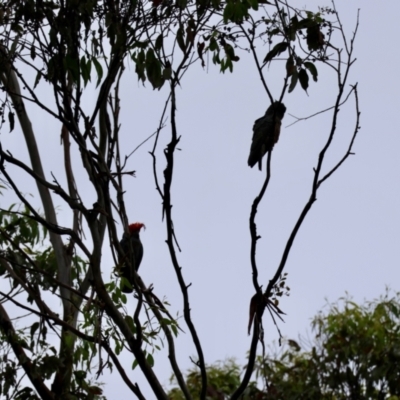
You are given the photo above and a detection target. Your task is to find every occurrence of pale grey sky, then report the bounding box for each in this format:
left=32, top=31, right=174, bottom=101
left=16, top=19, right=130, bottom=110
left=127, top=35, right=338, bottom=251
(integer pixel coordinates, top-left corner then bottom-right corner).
left=1, top=0, right=399, bottom=397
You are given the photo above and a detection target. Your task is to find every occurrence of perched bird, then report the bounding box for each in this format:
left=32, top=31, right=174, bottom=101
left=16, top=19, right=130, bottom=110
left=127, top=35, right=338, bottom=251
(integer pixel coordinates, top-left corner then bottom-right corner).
left=248, top=101, right=286, bottom=170
left=119, top=222, right=145, bottom=293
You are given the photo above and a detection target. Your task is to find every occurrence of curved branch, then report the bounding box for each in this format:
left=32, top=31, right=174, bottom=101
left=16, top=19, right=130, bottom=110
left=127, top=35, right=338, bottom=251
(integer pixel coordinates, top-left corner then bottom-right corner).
left=102, top=340, right=147, bottom=400
left=0, top=46, right=70, bottom=309
left=0, top=149, right=86, bottom=214
left=234, top=153, right=273, bottom=398
left=230, top=325, right=259, bottom=400
left=249, top=151, right=273, bottom=295
left=239, top=25, right=274, bottom=103
left=88, top=221, right=169, bottom=400
left=161, top=85, right=207, bottom=399
left=143, top=290, right=192, bottom=399
left=0, top=288, right=145, bottom=399
left=235, top=7, right=361, bottom=398
left=265, top=70, right=358, bottom=301
left=60, top=76, right=81, bottom=252
left=0, top=304, right=55, bottom=400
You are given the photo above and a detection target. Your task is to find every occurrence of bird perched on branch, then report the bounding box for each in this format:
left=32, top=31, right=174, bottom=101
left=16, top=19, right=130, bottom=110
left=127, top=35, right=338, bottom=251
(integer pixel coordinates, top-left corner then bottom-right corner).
left=248, top=101, right=286, bottom=170
left=119, top=222, right=145, bottom=293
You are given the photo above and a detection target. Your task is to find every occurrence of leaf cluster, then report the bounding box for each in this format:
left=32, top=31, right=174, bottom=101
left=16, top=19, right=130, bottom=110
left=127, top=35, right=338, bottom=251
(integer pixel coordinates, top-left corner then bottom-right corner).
left=168, top=359, right=242, bottom=400
left=168, top=292, right=400, bottom=400
left=259, top=292, right=400, bottom=399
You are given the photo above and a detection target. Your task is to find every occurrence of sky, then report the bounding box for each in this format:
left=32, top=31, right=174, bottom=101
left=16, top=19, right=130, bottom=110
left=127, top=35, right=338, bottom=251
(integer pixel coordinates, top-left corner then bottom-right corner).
left=1, top=0, right=400, bottom=398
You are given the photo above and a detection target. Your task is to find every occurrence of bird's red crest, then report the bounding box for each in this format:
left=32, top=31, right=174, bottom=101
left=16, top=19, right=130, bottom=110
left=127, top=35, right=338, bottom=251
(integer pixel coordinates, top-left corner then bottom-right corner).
left=128, top=222, right=145, bottom=234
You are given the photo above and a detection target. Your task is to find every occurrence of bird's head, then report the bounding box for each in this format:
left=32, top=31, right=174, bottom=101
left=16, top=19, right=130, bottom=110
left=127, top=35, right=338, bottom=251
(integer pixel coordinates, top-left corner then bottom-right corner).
left=266, top=101, right=286, bottom=119
left=128, top=222, right=146, bottom=234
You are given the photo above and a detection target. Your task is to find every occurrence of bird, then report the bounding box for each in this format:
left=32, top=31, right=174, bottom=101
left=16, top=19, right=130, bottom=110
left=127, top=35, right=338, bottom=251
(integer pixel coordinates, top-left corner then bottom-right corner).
left=119, top=222, right=145, bottom=293
left=247, top=101, right=286, bottom=170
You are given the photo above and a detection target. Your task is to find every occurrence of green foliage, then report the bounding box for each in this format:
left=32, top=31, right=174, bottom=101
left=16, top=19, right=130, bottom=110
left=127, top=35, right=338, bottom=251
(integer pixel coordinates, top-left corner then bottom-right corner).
left=168, top=359, right=241, bottom=399
left=263, top=42, right=289, bottom=64
left=0, top=207, right=89, bottom=296
left=145, top=48, right=165, bottom=89
left=168, top=292, right=400, bottom=399
left=0, top=0, right=340, bottom=98
left=0, top=207, right=105, bottom=398
left=223, top=0, right=252, bottom=24
left=255, top=7, right=335, bottom=93
left=256, top=291, right=400, bottom=399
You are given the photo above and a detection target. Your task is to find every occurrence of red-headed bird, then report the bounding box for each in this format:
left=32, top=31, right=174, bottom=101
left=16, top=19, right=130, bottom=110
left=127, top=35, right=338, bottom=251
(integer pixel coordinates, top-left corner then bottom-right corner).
left=248, top=102, right=286, bottom=170
left=120, top=222, right=145, bottom=293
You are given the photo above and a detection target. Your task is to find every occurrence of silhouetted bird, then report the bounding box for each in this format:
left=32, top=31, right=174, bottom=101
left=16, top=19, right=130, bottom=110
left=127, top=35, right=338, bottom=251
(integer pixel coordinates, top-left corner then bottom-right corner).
left=248, top=102, right=286, bottom=170
left=119, top=222, right=145, bottom=293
